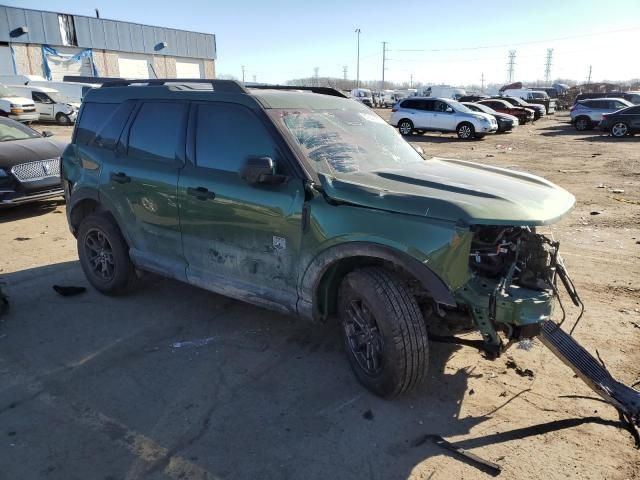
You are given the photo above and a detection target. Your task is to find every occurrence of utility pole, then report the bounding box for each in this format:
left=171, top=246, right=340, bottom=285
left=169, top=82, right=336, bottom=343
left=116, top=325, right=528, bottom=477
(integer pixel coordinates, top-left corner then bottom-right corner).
left=507, top=50, right=516, bottom=83
left=355, top=28, right=361, bottom=88
left=381, top=41, right=387, bottom=90
left=587, top=65, right=592, bottom=85
left=241, top=65, right=246, bottom=83
left=544, top=48, right=553, bottom=86
left=343, top=65, right=348, bottom=81
left=481, top=72, right=485, bottom=92
left=313, top=67, right=319, bottom=86
left=252, top=75, right=257, bottom=83
left=410, top=73, right=413, bottom=88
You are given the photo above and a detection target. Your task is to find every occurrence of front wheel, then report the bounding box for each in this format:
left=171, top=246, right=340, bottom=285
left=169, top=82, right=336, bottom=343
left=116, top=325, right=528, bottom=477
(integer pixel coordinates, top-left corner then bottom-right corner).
left=77, top=213, right=137, bottom=295
left=398, top=119, right=414, bottom=136
left=611, top=122, right=629, bottom=137
left=56, top=113, right=72, bottom=125
left=338, top=267, right=429, bottom=398
left=457, top=122, right=475, bottom=140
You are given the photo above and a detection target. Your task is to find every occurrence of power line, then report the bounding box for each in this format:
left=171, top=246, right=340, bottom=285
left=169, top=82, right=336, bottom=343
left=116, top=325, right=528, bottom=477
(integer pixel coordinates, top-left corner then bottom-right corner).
left=388, top=26, right=640, bottom=53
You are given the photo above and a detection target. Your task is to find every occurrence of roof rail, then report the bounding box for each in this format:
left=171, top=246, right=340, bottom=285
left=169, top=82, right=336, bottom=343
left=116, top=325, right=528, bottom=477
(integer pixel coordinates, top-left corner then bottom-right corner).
left=248, top=85, right=348, bottom=98
left=99, top=78, right=248, bottom=94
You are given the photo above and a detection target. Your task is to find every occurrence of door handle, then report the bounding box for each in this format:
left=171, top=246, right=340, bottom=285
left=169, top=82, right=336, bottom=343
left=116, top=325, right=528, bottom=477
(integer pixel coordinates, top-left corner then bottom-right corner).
left=187, top=186, right=215, bottom=201
left=110, top=171, right=131, bottom=184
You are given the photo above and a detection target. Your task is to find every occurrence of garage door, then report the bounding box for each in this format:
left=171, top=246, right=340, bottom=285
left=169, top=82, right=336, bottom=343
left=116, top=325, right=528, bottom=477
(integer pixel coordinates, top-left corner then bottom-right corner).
left=175, top=59, right=203, bottom=79
left=117, top=54, right=152, bottom=79
left=46, top=47, right=93, bottom=81
left=0, top=46, right=15, bottom=74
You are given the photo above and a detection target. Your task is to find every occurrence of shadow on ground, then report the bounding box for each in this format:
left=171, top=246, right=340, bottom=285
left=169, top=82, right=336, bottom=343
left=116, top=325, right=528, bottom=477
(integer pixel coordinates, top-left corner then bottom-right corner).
left=0, top=261, right=627, bottom=479
left=0, top=198, right=65, bottom=223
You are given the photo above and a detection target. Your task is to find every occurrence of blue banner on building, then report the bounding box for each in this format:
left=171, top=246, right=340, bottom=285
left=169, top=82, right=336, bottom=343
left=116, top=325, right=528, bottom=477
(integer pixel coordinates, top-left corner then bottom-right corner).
left=41, top=45, right=99, bottom=80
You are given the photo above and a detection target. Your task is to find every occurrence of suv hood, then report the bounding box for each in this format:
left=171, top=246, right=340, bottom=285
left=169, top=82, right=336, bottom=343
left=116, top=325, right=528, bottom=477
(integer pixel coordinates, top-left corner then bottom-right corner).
left=318, top=157, right=575, bottom=226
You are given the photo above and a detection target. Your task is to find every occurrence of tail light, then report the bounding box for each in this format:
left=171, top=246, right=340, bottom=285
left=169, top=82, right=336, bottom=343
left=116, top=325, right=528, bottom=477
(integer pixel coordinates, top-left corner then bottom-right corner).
left=391, top=106, right=398, bottom=112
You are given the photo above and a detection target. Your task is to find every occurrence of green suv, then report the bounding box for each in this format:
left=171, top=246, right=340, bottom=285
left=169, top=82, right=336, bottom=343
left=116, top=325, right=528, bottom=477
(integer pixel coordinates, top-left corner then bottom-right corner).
left=63, top=80, right=575, bottom=398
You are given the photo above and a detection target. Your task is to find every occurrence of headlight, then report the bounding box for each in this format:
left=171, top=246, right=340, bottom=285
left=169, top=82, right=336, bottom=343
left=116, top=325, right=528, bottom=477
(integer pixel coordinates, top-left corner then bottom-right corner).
left=9, top=103, right=19, bottom=108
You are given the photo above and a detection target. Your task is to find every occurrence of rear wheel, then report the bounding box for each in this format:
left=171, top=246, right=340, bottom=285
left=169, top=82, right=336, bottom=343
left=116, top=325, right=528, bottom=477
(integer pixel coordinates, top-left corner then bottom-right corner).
left=338, top=267, right=429, bottom=398
left=457, top=122, right=474, bottom=140
left=56, top=112, right=72, bottom=125
left=611, top=122, right=629, bottom=137
left=77, top=213, right=136, bottom=295
left=574, top=116, right=591, bottom=131
left=398, top=119, right=414, bottom=136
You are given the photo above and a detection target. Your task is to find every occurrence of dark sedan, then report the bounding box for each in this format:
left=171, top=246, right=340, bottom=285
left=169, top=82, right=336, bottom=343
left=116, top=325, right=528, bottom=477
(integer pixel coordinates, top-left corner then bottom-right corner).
left=599, top=105, right=640, bottom=137
left=0, top=118, right=66, bottom=207
left=477, top=99, right=534, bottom=125
left=462, top=102, right=519, bottom=132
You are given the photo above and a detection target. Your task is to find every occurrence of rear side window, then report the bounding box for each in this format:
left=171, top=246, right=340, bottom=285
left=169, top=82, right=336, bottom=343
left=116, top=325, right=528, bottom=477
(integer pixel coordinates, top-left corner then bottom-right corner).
left=128, top=102, right=185, bottom=163
left=75, top=103, right=119, bottom=146
left=401, top=99, right=418, bottom=109
left=93, top=101, right=135, bottom=150
left=195, top=103, right=279, bottom=172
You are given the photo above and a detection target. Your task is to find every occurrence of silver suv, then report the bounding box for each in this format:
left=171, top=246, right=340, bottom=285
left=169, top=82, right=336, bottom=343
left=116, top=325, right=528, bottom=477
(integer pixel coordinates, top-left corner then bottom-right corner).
left=390, top=97, right=497, bottom=139
left=570, top=98, right=632, bottom=131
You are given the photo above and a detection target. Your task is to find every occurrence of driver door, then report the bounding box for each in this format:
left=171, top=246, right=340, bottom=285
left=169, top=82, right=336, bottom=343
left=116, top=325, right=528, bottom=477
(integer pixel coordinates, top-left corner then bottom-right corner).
left=32, top=92, right=54, bottom=121
left=431, top=100, right=457, bottom=131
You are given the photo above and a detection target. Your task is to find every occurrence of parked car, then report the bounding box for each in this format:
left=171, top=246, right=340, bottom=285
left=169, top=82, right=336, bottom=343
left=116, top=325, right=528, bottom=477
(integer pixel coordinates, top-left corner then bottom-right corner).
left=390, top=97, right=497, bottom=139
left=477, top=98, right=534, bottom=124
left=502, top=89, right=556, bottom=114
left=499, top=96, right=545, bottom=120
left=0, top=75, right=99, bottom=105
left=598, top=104, right=640, bottom=137
left=0, top=117, right=65, bottom=206
left=0, top=84, right=38, bottom=123
left=8, top=85, right=79, bottom=125
left=462, top=102, right=519, bottom=133
left=574, top=91, right=640, bottom=105
left=379, top=90, right=397, bottom=108
left=458, top=94, right=490, bottom=103
left=63, top=79, right=577, bottom=398
left=350, top=88, right=373, bottom=107
left=570, top=98, right=633, bottom=131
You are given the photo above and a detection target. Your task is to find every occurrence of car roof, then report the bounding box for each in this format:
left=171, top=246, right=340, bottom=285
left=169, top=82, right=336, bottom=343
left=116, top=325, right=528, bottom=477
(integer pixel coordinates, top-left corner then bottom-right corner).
left=579, top=97, right=628, bottom=103
left=9, top=85, right=56, bottom=93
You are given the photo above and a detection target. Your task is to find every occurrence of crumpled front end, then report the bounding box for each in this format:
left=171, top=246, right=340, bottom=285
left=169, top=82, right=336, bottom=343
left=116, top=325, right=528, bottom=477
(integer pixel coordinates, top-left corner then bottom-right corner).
left=452, top=226, right=577, bottom=354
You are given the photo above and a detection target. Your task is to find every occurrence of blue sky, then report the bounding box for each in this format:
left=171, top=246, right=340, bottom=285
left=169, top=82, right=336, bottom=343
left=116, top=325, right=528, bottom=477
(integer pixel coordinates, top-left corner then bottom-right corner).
left=9, top=0, right=640, bottom=85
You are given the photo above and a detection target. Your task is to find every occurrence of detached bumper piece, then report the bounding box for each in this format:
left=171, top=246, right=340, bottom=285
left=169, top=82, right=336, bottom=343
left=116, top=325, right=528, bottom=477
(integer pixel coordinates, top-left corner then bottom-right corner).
left=540, top=320, right=640, bottom=431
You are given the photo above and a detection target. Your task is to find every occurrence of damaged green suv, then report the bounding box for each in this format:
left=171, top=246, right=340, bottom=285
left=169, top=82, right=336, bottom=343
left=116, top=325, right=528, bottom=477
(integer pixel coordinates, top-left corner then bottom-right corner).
left=63, top=80, right=575, bottom=398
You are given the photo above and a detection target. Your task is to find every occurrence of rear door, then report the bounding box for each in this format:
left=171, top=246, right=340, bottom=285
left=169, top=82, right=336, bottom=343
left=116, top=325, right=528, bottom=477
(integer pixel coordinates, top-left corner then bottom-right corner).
left=100, top=100, right=188, bottom=279
left=621, top=106, right=640, bottom=131
left=178, top=102, right=305, bottom=310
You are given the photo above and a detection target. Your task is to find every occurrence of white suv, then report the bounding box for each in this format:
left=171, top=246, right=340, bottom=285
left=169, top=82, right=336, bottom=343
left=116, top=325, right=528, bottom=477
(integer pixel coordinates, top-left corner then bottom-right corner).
left=390, top=97, right=497, bottom=139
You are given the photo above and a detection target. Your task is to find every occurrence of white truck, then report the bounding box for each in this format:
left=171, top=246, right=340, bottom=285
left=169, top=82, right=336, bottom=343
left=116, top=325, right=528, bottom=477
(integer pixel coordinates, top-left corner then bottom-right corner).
left=350, top=88, right=374, bottom=107
left=417, top=86, right=466, bottom=100
left=0, top=84, right=39, bottom=123
left=0, top=75, right=99, bottom=105
left=9, top=85, right=79, bottom=125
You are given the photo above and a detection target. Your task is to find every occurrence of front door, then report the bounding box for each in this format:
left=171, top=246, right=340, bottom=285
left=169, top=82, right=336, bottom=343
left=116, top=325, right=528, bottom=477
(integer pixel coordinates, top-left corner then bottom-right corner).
left=32, top=92, right=55, bottom=120
left=178, top=102, right=305, bottom=312
left=431, top=100, right=457, bottom=131
left=100, top=100, right=188, bottom=279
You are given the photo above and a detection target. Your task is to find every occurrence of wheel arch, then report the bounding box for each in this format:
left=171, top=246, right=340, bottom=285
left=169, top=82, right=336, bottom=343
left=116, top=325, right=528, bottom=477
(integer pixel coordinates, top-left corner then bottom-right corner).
left=67, top=190, right=131, bottom=246
left=298, top=242, right=456, bottom=323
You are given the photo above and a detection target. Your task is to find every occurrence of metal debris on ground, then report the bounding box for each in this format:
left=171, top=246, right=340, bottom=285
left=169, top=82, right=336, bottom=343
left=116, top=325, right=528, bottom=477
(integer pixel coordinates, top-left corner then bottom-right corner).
left=413, top=434, right=502, bottom=476
left=52, top=285, right=87, bottom=297
left=590, top=211, right=602, bottom=215
left=505, top=358, right=535, bottom=378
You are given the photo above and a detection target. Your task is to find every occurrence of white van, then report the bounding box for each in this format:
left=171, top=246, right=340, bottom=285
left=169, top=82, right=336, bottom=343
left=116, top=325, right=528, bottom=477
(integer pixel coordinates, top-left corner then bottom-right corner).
left=418, top=86, right=466, bottom=100
left=0, top=84, right=39, bottom=123
left=379, top=90, right=398, bottom=108
left=9, top=85, right=79, bottom=125
left=350, top=88, right=373, bottom=107
left=0, top=75, right=99, bottom=105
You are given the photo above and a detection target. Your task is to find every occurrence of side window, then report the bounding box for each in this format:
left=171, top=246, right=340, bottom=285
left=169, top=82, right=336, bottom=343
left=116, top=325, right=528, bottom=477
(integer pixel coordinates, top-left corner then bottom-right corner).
left=32, top=92, right=49, bottom=103
left=420, top=100, right=435, bottom=111
left=401, top=100, right=417, bottom=109
left=626, top=106, right=640, bottom=114
left=75, top=103, right=119, bottom=146
left=128, top=102, right=185, bottom=163
left=92, top=101, right=136, bottom=150
left=433, top=101, right=449, bottom=112
left=195, top=103, right=279, bottom=173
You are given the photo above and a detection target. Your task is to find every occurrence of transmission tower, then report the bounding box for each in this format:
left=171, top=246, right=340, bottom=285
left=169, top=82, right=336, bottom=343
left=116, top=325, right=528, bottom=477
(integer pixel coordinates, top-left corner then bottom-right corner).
left=313, top=67, right=319, bottom=86
left=481, top=72, right=485, bottom=92
left=507, top=50, right=516, bottom=83
left=343, top=65, right=348, bottom=81
left=587, top=65, right=592, bottom=85
left=544, top=48, right=554, bottom=85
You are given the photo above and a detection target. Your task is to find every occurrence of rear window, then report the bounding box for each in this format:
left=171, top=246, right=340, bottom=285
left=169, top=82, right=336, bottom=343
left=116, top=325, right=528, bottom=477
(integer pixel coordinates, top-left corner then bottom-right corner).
left=75, top=102, right=119, bottom=146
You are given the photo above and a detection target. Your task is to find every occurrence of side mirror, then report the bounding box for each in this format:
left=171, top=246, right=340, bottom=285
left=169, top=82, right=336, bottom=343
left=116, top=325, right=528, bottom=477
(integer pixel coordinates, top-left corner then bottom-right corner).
left=42, top=131, right=54, bottom=137
left=445, top=107, right=454, bottom=113
left=240, top=157, right=286, bottom=185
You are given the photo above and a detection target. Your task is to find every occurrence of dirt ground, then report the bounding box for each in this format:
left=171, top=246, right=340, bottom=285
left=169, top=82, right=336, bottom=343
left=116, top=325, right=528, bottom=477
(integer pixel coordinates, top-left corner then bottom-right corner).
left=1, top=113, right=639, bottom=480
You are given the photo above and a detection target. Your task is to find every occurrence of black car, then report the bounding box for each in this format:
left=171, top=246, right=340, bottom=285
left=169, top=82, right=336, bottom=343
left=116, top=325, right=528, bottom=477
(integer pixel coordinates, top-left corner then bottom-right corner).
left=461, top=102, right=518, bottom=133
left=0, top=118, right=65, bottom=207
left=599, top=105, right=640, bottom=137
left=575, top=91, right=640, bottom=105
left=458, top=94, right=490, bottom=103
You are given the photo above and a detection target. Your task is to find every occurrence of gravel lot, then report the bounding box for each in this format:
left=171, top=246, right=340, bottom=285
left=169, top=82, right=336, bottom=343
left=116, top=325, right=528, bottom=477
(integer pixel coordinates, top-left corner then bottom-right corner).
left=1, top=113, right=639, bottom=480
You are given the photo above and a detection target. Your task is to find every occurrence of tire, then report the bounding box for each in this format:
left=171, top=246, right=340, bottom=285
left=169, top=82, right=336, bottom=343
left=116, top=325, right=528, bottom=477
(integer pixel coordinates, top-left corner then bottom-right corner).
left=611, top=122, right=629, bottom=138
left=574, top=116, right=591, bottom=131
left=457, top=122, right=474, bottom=140
left=398, top=119, right=414, bottom=136
left=77, top=213, right=137, bottom=295
left=338, top=267, right=429, bottom=398
left=56, top=113, right=72, bottom=125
